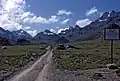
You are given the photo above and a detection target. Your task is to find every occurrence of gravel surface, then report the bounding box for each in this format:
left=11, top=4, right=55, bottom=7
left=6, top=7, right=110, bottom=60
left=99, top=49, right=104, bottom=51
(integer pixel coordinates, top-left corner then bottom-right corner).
left=45, top=63, right=120, bottom=81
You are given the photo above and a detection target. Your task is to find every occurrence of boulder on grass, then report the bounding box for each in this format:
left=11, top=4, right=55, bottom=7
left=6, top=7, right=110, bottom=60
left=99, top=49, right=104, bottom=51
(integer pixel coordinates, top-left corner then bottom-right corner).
left=1, top=46, right=7, bottom=50
left=57, top=44, right=66, bottom=50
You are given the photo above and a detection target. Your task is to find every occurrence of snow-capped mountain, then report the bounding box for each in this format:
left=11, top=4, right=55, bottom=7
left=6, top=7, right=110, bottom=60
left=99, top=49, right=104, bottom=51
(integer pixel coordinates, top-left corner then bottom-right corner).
left=1, top=10, right=120, bottom=45
left=57, top=11, right=120, bottom=41
left=12, top=29, right=32, bottom=40
left=0, top=27, right=15, bottom=40
left=43, top=30, right=55, bottom=35
left=0, top=28, right=32, bottom=45
left=34, top=30, right=65, bottom=44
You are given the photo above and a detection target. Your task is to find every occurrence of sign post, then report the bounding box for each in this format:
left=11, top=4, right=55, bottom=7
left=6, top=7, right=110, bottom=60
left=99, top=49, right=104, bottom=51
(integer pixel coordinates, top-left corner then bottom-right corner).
left=104, top=24, right=120, bottom=64
left=110, top=40, right=113, bottom=63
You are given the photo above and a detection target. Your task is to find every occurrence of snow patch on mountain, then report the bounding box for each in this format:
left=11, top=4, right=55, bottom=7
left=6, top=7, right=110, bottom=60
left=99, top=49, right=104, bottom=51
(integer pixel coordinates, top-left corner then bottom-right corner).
left=99, top=19, right=107, bottom=22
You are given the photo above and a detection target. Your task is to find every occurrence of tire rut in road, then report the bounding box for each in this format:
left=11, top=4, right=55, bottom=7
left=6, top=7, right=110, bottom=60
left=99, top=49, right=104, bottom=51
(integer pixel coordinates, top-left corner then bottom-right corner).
left=35, top=50, right=53, bottom=81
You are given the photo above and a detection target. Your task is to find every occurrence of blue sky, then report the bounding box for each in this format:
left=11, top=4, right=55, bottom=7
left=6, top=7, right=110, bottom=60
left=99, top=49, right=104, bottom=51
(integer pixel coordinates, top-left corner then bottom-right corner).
left=0, top=0, right=120, bottom=36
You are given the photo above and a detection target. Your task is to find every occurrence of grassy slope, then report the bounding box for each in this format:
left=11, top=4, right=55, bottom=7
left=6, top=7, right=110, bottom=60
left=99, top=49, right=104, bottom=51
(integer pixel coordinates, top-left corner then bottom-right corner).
left=53, top=40, right=120, bottom=70
left=0, top=45, right=46, bottom=56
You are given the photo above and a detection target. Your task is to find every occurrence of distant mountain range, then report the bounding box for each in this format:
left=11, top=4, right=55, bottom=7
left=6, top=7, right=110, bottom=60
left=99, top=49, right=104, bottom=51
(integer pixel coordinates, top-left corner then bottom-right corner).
left=0, top=10, right=120, bottom=45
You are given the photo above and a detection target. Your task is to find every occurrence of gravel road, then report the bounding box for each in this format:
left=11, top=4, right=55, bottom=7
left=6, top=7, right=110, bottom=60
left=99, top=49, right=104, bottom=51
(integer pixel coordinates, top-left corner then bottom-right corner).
left=8, top=46, right=52, bottom=81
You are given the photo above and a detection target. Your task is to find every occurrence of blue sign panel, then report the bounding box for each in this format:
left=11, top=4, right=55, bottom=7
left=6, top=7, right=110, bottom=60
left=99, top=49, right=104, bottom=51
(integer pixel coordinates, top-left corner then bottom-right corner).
left=105, top=29, right=120, bottom=40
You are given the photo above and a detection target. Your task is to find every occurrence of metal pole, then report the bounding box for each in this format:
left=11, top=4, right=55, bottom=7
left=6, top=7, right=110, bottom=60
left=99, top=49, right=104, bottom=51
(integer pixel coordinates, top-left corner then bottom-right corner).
left=111, top=40, right=113, bottom=64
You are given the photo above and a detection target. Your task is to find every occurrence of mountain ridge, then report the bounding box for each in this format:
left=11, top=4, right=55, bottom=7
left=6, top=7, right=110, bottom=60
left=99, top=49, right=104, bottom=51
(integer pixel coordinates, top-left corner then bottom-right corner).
left=0, top=10, right=120, bottom=45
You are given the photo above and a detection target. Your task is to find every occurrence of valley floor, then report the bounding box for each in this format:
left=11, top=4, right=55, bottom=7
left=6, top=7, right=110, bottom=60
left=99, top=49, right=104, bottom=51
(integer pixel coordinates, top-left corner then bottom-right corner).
left=3, top=40, right=120, bottom=81
left=7, top=48, right=120, bottom=81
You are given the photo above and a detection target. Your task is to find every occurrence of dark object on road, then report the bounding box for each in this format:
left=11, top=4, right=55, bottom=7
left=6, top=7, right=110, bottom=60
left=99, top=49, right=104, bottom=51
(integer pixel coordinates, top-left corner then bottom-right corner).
left=109, top=65, right=118, bottom=70
left=57, top=44, right=66, bottom=50
left=106, top=64, right=118, bottom=70
left=66, top=45, right=80, bottom=50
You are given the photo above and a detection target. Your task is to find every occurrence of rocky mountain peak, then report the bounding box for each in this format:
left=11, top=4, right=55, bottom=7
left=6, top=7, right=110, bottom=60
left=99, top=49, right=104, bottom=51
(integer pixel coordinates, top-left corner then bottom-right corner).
left=100, top=12, right=109, bottom=20
left=110, top=10, right=117, bottom=17
left=1, top=10, right=120, bottom=44
left=44, top=30, right=52, bottom=33
left=0, top=27, right=5, bottom=30
left=44, top=29, right=54, bottom=35
left=12, top=29, right=32, bottom=40
left=16, top=29, right=27, bottom=34
left=98, top=11, right=120, bottom=22
left=75, top=25, right=80, bottom=28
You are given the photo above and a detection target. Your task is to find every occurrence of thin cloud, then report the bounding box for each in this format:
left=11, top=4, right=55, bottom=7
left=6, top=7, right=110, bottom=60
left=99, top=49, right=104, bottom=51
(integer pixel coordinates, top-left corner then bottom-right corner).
left=60, top=19, right=70, bottom=24
left=0, top=0, right=69, bottom=31
left=57, top=9, right=72, bottom=16
left=23, top=15, right=59, bottom=24
left=0, top=0, right=26, bottom=31
left=0, top=0, right=72, bottom=36
left=56, top=26, right=60, bottom=29
left=86, top=6, right=98, bottom=16
left=24, top=26, right=31, bottom=30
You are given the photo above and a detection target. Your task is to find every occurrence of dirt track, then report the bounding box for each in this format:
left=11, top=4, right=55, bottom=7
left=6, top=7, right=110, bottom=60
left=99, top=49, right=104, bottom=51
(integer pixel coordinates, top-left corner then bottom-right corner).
left=8, top=46, right=52, bottom=81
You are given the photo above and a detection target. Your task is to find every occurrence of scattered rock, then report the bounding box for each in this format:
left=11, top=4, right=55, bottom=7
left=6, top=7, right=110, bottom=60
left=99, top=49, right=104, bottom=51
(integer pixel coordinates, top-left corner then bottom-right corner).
left=1, top=46, right=7, bottom=50
left=92, top=73, right=103, bottom=79
left=66, top=45, right=80, bottom=50
left=57, top=44, right=66, bottom=50
left=75, top=73, right=83, bottom=76
left=30, top=56, right=35, bottom=61
left=0, top=70, right=12, bottom=81
left=32, top=53, right=36, bottom=56
left=5, top=60, right=9, bottom=64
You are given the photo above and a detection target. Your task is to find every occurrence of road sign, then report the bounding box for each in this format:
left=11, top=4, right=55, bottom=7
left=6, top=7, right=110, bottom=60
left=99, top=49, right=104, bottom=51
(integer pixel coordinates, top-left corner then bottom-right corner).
left=105, top=29, right=119, bottom=40
left=104, top=24, right=120, bottom=64
left=104, top=24, right=120, bottom=40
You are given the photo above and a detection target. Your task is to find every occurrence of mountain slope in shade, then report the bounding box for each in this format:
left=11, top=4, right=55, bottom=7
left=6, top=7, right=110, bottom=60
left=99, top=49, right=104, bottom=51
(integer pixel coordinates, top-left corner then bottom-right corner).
left=0, top=36, right=10, bottom=46
left=58, top=11, right=120, bottom=41
left=0, top=27, right=15, bottom=40
left=12, top=29, right=32, bottom=41
left=34, top=30, right=63, bottom=44
left=56, top=37, right=69, bottom=43
left=16, top=39, right=31, bottom=45
left=0, top=28, right=33, bottom=45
